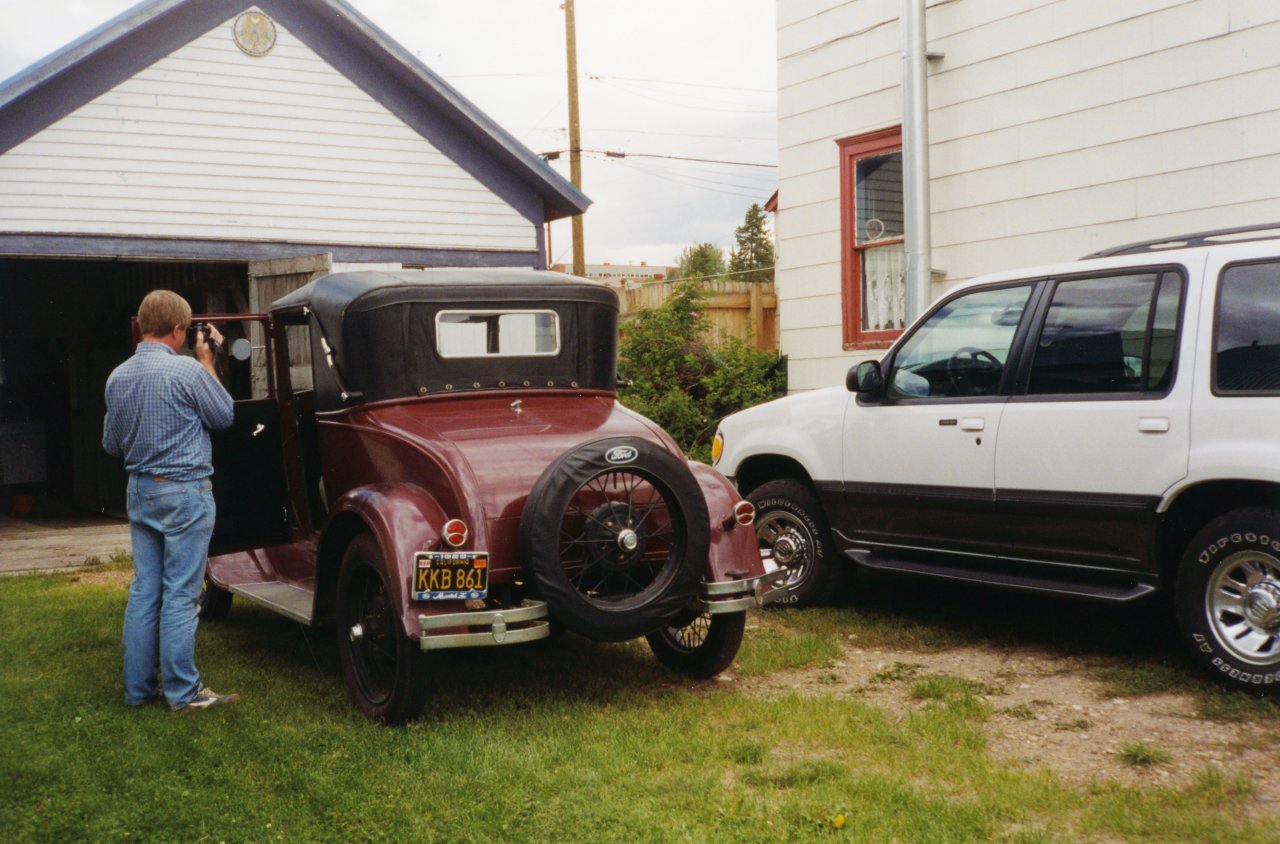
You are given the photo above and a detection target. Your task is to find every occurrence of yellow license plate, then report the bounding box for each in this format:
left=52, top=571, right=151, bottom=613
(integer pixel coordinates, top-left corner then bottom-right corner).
left=413, top=552, right=489, bottom=601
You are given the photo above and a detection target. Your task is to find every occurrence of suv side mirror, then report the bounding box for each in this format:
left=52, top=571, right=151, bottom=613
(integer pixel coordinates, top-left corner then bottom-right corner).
left=848, top=360, right=885, bottom=399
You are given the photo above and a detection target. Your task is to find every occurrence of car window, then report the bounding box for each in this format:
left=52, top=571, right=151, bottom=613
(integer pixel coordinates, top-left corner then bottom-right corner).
left=1027, top=272, right=1180, bottom=395
left=436, top=310, right=559, bottom=358
left=1216, top=260, right=1280, bottom=393
left=887, top=284, right=1032, bottom=399
left=284, top=320, right=314, bottom=393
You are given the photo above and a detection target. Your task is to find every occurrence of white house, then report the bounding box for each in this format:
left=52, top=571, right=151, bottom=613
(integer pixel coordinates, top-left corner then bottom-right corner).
left=775, top=0, right=1280, bottom=390
left=0, top=0, right=587, bottom=513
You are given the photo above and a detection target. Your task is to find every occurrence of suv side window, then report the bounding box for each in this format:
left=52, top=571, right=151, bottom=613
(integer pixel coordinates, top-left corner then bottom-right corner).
left=1027, top=271, right=1182, bottom=395
left=887, top=284, right=1032, bottom=399
left=1215, top=260, right=1280, bottom=393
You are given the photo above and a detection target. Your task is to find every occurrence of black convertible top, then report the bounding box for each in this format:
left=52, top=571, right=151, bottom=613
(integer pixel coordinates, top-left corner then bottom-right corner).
left=273, top=269, right=620, bottom=410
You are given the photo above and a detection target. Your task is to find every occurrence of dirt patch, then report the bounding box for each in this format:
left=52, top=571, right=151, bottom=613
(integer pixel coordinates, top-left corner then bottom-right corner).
left=70, top=568, right=133, bottom=590
left=732, top=632, right=1280, bottom=807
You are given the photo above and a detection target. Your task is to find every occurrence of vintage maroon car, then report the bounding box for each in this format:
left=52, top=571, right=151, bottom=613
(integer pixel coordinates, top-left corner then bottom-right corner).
left=194, top=268, right=783, bottom=723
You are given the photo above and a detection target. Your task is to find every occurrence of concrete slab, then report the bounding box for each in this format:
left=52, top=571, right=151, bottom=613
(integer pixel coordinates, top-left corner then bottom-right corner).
left=0, top=515, right=131, bottom=575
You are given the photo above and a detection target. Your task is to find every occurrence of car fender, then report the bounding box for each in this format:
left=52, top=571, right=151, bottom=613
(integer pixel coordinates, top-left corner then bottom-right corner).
left=687, top=461, right=766, bottom=582
left=323, top=483, right=448, bottom=639
left=1160, top=440, right=1280, bottom=512
left=715, top=387, right=851, bottom=483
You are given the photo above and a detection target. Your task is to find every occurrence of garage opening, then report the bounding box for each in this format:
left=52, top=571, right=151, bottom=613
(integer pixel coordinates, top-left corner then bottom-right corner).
left=0, top=257, right=248, bottom=522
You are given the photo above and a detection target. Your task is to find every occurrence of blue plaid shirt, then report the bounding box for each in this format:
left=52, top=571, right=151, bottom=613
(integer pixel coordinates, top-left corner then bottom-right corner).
left=102, top=342, right=234, bottom=481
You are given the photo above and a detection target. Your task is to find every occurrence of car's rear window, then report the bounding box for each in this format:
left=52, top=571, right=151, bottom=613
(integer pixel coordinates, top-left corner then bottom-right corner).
left=435, top=310, right=560, bottom=358
left=1216, top=260, right=1280, bottom=393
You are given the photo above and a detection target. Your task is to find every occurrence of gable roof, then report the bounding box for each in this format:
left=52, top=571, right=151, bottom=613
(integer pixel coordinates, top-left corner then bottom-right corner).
left=0, top=0, right=589, bottom=222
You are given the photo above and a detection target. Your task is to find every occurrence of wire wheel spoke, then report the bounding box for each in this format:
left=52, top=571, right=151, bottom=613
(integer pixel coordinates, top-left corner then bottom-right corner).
left=558, top=468, right=683, bottom=603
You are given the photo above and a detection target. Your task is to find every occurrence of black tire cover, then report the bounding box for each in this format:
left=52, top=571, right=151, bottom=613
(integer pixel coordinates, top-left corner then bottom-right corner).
left=519, top=436, right=708, bottom=642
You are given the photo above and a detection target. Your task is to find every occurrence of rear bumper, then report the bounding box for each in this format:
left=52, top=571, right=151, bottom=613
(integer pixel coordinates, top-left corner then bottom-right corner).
left=695, top=570, right=790, bottom=614
left=418, top=600, right=551, bottom=651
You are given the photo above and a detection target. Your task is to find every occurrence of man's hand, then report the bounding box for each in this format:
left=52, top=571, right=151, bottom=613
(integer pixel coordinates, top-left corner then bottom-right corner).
left=194, top=324, right=225, bottom=380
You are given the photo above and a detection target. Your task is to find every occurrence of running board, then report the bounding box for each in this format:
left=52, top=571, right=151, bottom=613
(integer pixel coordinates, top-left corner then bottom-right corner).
left=229, top=581, right=315, bottom=624
left=850, top=552, right=1157, bottom=603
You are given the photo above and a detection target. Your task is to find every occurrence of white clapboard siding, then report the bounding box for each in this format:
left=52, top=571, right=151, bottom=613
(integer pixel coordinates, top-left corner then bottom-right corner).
left=0, top=11, right=535, bottom=252
left=775, top=0, right=1280, bottom=389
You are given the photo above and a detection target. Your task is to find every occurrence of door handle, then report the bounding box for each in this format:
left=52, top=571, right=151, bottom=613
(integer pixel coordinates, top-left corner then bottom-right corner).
left=959, top=417, right=985, bottom=432
left=1138, top=417, right=1170, bottom=434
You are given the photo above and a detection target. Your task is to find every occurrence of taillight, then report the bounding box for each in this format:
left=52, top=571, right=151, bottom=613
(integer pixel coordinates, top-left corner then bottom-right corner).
left=726, top=500, right=755, bottom=529
left=442, top=518, right=469, bottom=547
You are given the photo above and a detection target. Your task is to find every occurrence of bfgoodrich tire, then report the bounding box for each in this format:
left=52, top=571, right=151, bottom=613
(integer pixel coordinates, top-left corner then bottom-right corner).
left=748, top=479, right=845, bottom=606
left=520, top=436, right=707, bottom=643
left=335, top=535, right=431, bottom=724
left=646, top=610, right=746, bottom=679
left=1176, top=508, right=1280, bottom=695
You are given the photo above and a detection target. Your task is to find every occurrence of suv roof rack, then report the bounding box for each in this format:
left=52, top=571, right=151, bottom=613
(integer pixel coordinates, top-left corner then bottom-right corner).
left=1083, top=223, right=1280, bottom=259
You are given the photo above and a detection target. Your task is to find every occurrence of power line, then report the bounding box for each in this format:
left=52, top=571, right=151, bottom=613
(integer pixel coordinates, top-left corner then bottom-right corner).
left=611, top=160, right=767, bottom=200
left=585, top=74, right=775, bottom=95
left=541, top=149, right=776, bottom=168
left=616, top=159, right=775, bottom=192
left=594, top=77, right=775, bottom=114
left=540, top=126, right=776, bottom=142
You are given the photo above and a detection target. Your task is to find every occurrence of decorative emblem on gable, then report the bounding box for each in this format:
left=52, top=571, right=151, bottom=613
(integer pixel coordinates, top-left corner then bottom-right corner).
left=233, top=10, right=277, bottom=57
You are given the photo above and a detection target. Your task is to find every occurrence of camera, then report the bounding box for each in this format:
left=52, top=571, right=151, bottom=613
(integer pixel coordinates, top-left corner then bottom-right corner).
left=186, top=322, right=222, bottom=356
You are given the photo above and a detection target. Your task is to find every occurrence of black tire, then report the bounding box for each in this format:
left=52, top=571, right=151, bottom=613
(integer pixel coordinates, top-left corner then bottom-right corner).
left=646, top=610, right=746, bottom=679
left=335, top=535, right=430, bottom=724
left=198, top=569, right=232, bottom=620
left=748, top=479, right=845, bottom=606
left=520, top=436, right=708, bottom=643
left=1176, top=508, right=1280, bottom=695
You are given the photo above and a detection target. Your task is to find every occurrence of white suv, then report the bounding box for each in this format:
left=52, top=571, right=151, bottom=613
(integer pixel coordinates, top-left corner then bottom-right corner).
left=715, top=226, right=1280, bottom=694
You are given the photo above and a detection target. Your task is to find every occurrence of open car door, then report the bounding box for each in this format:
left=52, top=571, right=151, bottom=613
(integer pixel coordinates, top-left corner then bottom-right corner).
left=196, top=314, right=296, bottom=556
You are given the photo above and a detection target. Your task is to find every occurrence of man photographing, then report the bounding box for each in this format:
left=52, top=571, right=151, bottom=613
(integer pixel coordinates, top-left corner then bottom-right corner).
left=102, top=290, right=239, bottom=712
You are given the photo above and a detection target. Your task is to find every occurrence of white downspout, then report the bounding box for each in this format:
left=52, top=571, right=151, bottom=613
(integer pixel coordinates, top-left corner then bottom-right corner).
left=901, top=0, right=932, bottom=321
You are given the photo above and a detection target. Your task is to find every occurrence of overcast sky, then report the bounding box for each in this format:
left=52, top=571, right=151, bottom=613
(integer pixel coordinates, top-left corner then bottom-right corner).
left=0, top=0, right=778, bottom=268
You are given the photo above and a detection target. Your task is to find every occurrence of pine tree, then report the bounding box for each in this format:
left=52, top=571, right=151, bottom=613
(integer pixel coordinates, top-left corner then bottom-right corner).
left=728, top=203, right=775, bottom=283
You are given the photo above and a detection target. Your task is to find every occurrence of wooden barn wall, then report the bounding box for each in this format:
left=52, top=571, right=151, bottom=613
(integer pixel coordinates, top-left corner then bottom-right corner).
left=0, top=13, right=535, bottom=252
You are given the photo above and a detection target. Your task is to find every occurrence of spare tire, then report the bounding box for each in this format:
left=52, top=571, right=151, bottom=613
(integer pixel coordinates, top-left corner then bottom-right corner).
left=519, top=436, right=708, bottom=642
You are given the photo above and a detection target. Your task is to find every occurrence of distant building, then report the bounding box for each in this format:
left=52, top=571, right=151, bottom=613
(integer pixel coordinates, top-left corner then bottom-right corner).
left=552, top=262, right=673, bottom=288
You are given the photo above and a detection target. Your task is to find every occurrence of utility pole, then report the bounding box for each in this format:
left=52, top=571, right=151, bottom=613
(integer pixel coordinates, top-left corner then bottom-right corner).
left=563, top=0, right=585, bottom=276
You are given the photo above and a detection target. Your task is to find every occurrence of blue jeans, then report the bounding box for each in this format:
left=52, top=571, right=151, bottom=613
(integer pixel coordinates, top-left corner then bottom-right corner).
left=122, top=475, right=216, bottom=709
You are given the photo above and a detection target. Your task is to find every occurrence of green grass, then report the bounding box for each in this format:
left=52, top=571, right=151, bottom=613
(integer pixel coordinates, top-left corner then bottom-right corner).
left=1118, top=742, right=1173, bottom=768
left=867, top=661, right=923, bottom=685
left=2, top=567, right=1278, bottom=842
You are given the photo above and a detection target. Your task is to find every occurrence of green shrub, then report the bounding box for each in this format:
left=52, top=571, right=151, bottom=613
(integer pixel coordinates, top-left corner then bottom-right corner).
left=618, top=282, right=784, bottom=460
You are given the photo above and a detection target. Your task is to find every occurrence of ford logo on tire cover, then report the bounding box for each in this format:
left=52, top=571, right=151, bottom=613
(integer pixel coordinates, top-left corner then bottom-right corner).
left=605, top=445, right=638, bottom=464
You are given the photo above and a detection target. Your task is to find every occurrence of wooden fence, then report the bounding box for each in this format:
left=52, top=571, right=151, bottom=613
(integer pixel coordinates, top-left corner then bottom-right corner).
left=617, top=279, right=778, bottom=351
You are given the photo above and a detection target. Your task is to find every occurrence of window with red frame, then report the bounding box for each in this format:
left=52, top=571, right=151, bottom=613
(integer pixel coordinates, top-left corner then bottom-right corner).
left=838, top=126, right=905, bottom=349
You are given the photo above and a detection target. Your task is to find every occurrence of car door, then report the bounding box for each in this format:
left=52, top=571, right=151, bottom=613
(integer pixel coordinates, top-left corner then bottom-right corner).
left=205, top=315, right=297, bottom=556
left=836, top=281, right=1040, bottom=559
left=993, top=265, right=1193, bottom=579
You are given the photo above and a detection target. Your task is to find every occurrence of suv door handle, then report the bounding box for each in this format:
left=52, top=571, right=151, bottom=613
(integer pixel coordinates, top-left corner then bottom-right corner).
left=1138, top=417, right=1170, bottom=433
left=959, top=417, right=985, bottom=432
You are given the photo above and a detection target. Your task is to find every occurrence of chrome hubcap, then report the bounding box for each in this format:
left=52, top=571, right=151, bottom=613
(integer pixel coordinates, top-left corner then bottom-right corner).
left=1208, top=551, right=1280, bottom=666
left=1244, top=581, right=1280, bottom=629
left=617, top=529, right=639, bottom=553
left=773, top=534, right=800, bottom=567
left=755, top=511, right=812, bottom=587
